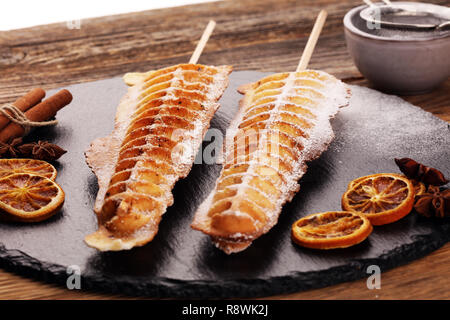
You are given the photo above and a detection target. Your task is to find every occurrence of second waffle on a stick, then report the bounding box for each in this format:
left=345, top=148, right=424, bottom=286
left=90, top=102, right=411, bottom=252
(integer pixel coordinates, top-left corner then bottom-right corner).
left=191, top=70, right=350, bottom=254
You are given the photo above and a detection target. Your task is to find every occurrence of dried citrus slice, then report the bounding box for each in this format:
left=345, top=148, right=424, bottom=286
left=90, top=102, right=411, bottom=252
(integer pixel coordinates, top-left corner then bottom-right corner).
left=0, top=159, right=57, bottom=181
left=291, top=211, right=372, bottom=249
left=0, top=173, right=64, bottom=222
left=348, top=174, right=425, bottom=197
left=342, top=173, right=414, bottom=226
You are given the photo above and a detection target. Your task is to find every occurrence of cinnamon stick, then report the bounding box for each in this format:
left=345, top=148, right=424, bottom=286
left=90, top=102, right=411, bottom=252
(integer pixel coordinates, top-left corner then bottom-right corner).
left=0, top=88, right=45, bottom=132
left=0, top=89, right=73, bottom=143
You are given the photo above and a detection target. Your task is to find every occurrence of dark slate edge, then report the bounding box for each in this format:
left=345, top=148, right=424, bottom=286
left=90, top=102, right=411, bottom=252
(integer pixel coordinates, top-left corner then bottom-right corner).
left=0, top=223, right=449, bottom=298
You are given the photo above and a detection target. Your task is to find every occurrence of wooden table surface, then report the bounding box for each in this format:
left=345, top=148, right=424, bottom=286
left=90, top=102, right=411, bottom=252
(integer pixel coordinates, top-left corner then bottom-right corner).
left=0, top=0, right=449, bottom=299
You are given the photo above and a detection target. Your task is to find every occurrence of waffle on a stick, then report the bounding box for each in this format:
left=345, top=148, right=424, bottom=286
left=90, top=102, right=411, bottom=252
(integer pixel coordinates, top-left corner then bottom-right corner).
left=191, top=70, right=350, bottom=254
left=85, top=63, right=232, bottom=251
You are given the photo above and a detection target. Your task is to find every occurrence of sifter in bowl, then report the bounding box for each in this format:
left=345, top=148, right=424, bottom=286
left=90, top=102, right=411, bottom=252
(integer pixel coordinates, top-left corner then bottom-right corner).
left=360, top=0, right=450, bottom=30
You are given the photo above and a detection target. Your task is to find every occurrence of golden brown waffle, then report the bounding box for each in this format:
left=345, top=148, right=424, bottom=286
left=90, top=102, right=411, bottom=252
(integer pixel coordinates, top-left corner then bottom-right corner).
left=85, top=63, right=232, bottom=251
left=191, top=70, right=350, bottom=254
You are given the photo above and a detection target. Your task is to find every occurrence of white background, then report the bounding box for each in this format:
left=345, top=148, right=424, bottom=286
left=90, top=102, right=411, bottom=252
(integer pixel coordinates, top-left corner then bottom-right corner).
left=0, top=0, right=217, bottom=31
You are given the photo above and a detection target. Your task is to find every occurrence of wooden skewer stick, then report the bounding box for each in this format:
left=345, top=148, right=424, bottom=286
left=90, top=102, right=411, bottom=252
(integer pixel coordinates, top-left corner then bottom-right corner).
left=363, top=0, right=375, bottom=7
left=189, top=20, right=216, bottom=64
left=296, top=10, right=328, bottom=72
left=124, top=20, right=217, bottom=86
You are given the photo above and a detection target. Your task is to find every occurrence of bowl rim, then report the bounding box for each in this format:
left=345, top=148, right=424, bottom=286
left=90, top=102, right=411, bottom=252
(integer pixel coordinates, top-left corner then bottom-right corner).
left=343, top=1, right=450, bottom=42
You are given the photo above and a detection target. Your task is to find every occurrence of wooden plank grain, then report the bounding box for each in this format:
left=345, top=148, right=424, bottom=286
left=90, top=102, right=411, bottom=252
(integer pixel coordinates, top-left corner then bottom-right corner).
left=0, top=0, right=389, bottom=98
left=0, top=0, right=449, bottom=299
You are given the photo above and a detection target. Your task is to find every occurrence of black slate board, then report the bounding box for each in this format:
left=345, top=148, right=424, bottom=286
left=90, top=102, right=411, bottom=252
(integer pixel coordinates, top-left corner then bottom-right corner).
left=0, top=71, right=449, bottom=298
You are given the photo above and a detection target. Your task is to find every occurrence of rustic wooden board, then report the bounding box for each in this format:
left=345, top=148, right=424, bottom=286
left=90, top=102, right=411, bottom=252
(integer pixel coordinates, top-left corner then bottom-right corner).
left=0, top=71, right=448, bottom=298
left=0, top=0, right=449, bottom=299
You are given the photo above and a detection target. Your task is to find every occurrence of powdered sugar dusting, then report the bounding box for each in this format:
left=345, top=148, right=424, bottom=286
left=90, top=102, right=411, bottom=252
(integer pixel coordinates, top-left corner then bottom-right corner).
left=331, top=85, right=449, bottom=160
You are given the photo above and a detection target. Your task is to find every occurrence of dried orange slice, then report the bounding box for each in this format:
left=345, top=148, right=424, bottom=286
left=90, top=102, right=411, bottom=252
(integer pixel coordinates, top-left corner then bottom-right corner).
left=342, top=173, right=414, bottom=226
left=291, top=211, right=372, bottom=249
left=0, top=173, right=64, bottom=222
left=0, top=159, right=57, bottom=181
left=348, top=174, right=424, bottom=197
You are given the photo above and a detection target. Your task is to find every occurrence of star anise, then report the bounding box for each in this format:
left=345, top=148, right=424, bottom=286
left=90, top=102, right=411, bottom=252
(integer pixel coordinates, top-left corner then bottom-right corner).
left=18, top=140, right=66, bottom=161
left=395, top=158, right=449, bottom=186
left=414, top=185, right=450, bottom=218
left=0, top=137, right=23, bottom=158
